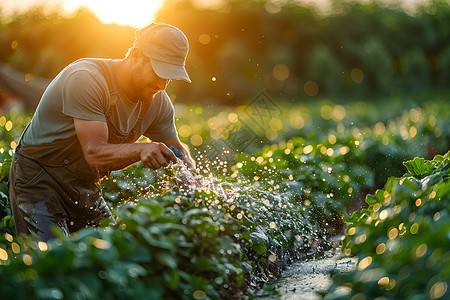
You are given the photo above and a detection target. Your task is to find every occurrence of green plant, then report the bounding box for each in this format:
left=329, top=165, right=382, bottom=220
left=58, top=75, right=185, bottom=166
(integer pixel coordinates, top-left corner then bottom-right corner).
left=323, top=152, right=449, bottom=299
left=235, top=135, right=373, bottom=234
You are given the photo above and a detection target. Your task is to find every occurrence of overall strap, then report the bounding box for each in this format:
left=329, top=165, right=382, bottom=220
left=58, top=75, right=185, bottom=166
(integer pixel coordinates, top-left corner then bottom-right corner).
left=93, top=58, right=151, bottom=144
left=93, top=59, right=118, bottom=112
left=93, top=58, right=150, bottom=125
left=126, top=97, right=151, bottom=142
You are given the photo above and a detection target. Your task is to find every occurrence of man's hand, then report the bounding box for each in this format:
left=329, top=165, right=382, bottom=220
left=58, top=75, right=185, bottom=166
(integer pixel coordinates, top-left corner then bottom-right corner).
left=140, top=142, right=177, bottom=170
left=162, top=137, right=196, bottom=172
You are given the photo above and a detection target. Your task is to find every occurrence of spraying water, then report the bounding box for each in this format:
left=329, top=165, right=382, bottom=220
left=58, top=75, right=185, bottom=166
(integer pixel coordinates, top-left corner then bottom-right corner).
left=166, top=157, right=238, bottom=201
left=108, top=147, right=334, bottom=264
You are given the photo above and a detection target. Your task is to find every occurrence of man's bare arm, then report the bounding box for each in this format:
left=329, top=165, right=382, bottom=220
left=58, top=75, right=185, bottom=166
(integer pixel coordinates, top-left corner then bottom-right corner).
left=74, top=118, right=177, bottom=171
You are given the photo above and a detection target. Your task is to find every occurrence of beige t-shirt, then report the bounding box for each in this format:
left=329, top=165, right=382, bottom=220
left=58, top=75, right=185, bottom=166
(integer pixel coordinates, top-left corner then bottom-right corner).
left=21, top=59, right=177, bottom=146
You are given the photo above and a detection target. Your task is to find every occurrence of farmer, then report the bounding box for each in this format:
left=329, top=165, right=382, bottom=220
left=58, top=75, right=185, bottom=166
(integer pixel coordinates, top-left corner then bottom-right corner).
left=9, top=22, right=195, bottom=241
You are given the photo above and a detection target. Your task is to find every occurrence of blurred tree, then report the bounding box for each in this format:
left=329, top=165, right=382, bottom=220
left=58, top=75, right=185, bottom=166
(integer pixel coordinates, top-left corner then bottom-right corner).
left=0, top=0, right=448, bottom=105
left=0, top=7, right=135, bottom=77
left=417, top=0, right=450, bottom=87
left=306, top=44, right=345, bottom=95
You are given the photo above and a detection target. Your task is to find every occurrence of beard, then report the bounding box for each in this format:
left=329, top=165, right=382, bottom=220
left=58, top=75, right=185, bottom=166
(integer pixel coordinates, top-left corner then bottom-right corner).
left=131, top=79, right=157, bottom=103
left=130, top=69, right=159, bottom=103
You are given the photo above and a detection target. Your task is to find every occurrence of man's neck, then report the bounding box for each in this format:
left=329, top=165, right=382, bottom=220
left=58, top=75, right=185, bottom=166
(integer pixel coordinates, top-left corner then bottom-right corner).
left=111, top=59, right=138, bottom=103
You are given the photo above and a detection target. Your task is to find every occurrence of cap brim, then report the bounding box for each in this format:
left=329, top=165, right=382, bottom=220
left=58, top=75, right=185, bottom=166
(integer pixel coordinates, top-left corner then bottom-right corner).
left=150, top=59, right=191, bottom=83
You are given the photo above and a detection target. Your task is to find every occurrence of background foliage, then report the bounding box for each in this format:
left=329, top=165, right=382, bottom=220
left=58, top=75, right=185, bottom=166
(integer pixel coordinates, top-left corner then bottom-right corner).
left=0, top=0, right=449, bottom=106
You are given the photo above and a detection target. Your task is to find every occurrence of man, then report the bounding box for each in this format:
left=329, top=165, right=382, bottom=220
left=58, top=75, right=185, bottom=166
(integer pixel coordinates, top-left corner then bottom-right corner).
left=9, top=22, right=195, bottom=241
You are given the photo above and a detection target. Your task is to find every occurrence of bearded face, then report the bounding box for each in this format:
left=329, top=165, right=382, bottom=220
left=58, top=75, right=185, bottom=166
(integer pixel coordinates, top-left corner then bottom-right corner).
left=129, top=55, right=170, bottom=103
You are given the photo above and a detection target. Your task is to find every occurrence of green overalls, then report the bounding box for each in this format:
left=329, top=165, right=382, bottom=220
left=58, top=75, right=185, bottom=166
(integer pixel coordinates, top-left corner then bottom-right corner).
left=9, top=59, right=149, bottom=241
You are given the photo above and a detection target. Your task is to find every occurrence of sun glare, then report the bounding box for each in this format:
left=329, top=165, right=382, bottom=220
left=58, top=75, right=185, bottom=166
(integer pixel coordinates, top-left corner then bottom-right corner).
left=0, top=0, right=164, bottom=28
left=63, top=0, right=164, bottom=28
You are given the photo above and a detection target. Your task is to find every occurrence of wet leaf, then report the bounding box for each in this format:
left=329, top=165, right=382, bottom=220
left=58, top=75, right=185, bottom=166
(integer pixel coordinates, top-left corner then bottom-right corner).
left=403, top=157, right=435, bottom=178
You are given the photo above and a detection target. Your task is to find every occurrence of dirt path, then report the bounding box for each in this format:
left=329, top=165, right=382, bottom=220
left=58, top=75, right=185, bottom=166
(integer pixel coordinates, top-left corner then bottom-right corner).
left=254, top=254, right=357, bottom=299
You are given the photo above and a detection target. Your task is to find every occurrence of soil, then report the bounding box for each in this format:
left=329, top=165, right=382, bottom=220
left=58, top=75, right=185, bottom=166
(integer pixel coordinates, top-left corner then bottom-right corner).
left=254, top=252, right=357, bottom=300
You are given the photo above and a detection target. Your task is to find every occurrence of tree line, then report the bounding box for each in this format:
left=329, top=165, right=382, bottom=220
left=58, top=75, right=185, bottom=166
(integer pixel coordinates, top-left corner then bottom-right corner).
left=1, top=0, right=449, bottom=104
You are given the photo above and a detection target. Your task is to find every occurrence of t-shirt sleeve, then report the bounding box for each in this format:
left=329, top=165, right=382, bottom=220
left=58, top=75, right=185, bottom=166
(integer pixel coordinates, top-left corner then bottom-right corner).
left=144, top=91, right=178, bottom=142
left=62, top=70, right=109, bottom=122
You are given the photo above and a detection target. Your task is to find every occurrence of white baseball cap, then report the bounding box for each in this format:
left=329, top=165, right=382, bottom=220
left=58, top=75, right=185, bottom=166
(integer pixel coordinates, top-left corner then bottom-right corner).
left=135, top=22, right=191, bottom=83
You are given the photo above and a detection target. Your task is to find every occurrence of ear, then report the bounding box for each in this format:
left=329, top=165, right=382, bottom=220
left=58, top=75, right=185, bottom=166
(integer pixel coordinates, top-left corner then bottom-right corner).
left=130, top=47, right=142, bottom=64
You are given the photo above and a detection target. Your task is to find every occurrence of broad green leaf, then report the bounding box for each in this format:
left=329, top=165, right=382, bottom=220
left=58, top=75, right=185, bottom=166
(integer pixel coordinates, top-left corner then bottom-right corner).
left=250, top=226, right=268, bottom=245
left=253, top=243, right=267, bottom=256
left=155, top=252, right=177, bottom=269
left=403, top=157, right=435, bottom=178
left=169, top=269, right=180, bottom=290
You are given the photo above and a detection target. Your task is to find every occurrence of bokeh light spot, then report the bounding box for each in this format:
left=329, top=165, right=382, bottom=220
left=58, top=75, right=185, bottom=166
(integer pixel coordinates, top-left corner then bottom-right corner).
left=178, top=125, right=192, bottom=138
left=332, top=105, right=346, bottom=121
left=5, top=234, right=13, bottom=242
left=11, top=40, right=19, bottom=50
left=351, top=68, right=364, bottom=83
left=357, top=256, right=372, bottom=270
left=374, top=122, right=386, bottom=135
left=409, top=108, right=421, bottom=123
left=430, top=281, right=447, bottom=299
left=410, top=223, right=419, bottom=234
left=328, top=134, right=337, bottom=144
left=304, top=80, right=319, bottom=96
left=199, top=34, right=211, bottom=45
left=193, top=290, right=207, bottom=299
left=228, top=113, right=238, bottom=123
left=379, top=209, right=389, bottom=220
left=378, top=276, right=389, bottom=287
left=388, top=228, right=398, bottom=239
left=340, top=146, right=350, bottom=155
left=38, top=241, right=48, bottom=252
left=272, top=63, right=290, bottom=81
left=0, top=248, right=8, bottom=261
left=266, top=129, right=278, bottom=141
left=415, top=243, right=427, bottom=258
left=376, top=243, right=386, bottom=254
left=11, top=242, right=20, bottom=254
left=386, top=279, right=396, bottom=291
left=409, top=126, right=417, bottom=137
left=270, top=118, right=283, bottom=131
left=320, top=105, right=333, bottom=120
left=23, top=254, right=32, bottom=266
left=303, top=145, right=313, bottom=154
left=326, top=148, right=334, bottom=156
left=289, top=111, right=304, bottom=129
left=190, top=135, right=203, bottom=146
left=5, top=121, right=13, bottom=131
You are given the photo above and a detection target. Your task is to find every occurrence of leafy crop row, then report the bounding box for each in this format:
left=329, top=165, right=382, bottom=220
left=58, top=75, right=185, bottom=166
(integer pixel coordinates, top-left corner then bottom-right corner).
left=0, top=97, right=448, bottom=299
left=322, top=152, right=449, bottom=299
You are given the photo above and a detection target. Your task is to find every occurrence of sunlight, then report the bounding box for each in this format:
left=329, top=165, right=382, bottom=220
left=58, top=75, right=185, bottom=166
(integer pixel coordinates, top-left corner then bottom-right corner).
left=64, top=0, right=164, bottom=28
left=0, top=0, right=164, bottom=28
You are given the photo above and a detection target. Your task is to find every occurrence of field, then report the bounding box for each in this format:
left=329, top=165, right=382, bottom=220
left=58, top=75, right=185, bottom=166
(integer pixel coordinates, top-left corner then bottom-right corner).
left=0, top=94, right=449, bottom=299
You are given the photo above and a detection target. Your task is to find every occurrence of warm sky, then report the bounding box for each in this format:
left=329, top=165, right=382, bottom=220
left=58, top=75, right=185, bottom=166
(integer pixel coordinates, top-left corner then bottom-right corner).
left=0, top=0, right=165, bottom=28
left=0, top=0, right=431, bottom=28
